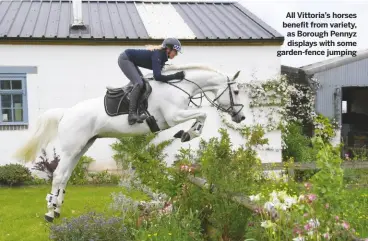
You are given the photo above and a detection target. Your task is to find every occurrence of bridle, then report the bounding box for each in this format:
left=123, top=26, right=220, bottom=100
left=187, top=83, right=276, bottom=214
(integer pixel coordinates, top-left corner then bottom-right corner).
left=163, top=76, right=244, bottom=117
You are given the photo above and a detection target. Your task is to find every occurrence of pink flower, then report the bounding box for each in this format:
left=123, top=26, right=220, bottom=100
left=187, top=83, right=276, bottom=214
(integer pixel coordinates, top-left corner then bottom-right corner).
left=254, top=207, right=262, bottom=214
left=323, top=233, right=330, bottom=240
left=304, top=223, right=311, bottom=231
left=307, top=194, right=317, bottom=203
left=335, top=216, right=339, bottom=221
left=303, top=213, right=309, bottom=217
left=341, top=221, right=350, bottom=230
left=325, top=203, right=329, bottom=209
left=293, top=227, right=303, bottom=235
left=180, top=165, right=191, bottom=173
left=304, top=182, right=312, bottom=190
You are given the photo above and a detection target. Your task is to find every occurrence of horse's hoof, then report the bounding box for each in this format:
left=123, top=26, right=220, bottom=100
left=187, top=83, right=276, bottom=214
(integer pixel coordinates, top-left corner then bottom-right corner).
left=174, top=130, right=184, bottom=138
left=181, top=132, right=191, bottom=142
left=54, top=211, right=60, bottom=218
left=45, top=215, right=54, bottom=223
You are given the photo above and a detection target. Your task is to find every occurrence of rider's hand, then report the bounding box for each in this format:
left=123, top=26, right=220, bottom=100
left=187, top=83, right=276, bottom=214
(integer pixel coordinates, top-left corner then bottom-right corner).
left=175, top=71, right=185, bottom=80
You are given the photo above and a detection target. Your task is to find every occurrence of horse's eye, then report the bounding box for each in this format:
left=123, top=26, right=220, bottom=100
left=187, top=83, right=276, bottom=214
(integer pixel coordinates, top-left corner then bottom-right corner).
left=234, top=90, right=239, bottom=95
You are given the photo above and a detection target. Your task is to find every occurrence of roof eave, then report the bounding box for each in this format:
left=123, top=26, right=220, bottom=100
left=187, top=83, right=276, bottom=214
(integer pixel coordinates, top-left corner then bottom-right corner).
left=0, top=37, right=285, bottom=46
left=301, top=49, right=368, bottom=75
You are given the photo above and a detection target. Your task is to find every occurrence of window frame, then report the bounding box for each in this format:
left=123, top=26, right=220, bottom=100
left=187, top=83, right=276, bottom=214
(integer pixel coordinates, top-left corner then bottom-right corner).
left=0, top=74, right=28, bottom=126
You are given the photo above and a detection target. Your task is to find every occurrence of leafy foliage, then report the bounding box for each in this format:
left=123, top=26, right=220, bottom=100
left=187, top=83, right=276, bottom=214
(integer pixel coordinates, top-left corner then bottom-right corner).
left=110, top=127, right=268, bottom=240
left=69, top=156, right=95, bottom=185
left=313, top=114, right=339, bottom=143
left=282, top=122, right=317, bottom=163
left=310, top=137, right=344, bottom=206
left=111, top=133, right=176, bottom=196
left=0, top=163, right=32, bottom=186
left=133, top=209, right=204, bottom=241
left=88, top=170, right=121, bottom=185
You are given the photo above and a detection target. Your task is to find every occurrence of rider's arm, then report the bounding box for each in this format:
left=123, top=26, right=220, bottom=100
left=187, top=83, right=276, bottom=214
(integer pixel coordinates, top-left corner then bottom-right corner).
left=151, top=51, right=178, bottom=82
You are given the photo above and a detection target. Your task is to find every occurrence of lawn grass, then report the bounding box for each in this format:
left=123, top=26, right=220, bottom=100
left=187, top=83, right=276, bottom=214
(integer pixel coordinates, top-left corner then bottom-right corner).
left=0, top=185, right=147, bottom=241
left=341, top=186, right=368, bottom=238
left=0, top=184, right=367, bottom=241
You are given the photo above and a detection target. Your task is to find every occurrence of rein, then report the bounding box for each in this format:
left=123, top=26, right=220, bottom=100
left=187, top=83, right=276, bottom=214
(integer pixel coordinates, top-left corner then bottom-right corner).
left=163, top=76, right=244, bottom=117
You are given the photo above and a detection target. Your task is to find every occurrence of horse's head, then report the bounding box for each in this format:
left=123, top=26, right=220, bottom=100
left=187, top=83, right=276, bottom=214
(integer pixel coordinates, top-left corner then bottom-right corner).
left=214, top=70, right=245, bottom=123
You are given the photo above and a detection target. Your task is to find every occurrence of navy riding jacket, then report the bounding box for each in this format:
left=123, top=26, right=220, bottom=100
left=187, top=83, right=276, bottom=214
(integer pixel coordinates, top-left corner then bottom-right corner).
left=124, top=49, right=176, bottom=82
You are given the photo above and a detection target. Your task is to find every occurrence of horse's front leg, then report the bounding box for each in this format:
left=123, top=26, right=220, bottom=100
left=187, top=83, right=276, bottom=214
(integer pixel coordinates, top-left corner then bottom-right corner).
left=164, top=108, right=207, bottom=142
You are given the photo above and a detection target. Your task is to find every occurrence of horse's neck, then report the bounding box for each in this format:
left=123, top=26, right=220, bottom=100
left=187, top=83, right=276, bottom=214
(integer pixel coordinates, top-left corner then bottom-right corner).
left=191, top=84, right=223, bottom=96
left=160, top=68, right=227, bottom=96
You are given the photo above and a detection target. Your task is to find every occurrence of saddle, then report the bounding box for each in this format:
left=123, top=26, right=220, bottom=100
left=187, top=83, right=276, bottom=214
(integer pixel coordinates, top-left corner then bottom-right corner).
left=104, top=79, right=152, bottom=117
left=103, top=78, right=160, bottom=133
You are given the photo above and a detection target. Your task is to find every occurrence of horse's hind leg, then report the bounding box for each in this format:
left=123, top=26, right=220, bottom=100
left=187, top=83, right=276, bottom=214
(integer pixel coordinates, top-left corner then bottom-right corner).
left=45, top=137, right=96, bottom=222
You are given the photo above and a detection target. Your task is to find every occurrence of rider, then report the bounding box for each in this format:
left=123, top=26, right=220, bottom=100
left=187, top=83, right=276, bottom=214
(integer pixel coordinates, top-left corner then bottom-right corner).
left=118, top=38, right=185, bottom=125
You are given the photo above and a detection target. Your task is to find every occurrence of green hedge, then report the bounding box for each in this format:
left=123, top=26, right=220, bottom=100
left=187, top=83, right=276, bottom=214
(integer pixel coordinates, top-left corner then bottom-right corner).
left=0, top=163, right=33, bottom=186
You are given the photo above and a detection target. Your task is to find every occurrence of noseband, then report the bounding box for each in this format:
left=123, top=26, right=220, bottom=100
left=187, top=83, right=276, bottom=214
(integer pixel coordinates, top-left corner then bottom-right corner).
left=163, top=77, right=244, bottom=117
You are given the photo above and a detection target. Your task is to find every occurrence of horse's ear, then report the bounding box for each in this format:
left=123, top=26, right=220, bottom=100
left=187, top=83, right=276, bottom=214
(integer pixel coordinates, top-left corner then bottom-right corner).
left=232, top=70, right=240, bottom=80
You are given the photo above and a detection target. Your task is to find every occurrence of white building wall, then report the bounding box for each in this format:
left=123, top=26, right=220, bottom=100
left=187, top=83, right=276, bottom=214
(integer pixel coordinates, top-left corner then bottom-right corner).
left=0, top=44, right=281, bottom=169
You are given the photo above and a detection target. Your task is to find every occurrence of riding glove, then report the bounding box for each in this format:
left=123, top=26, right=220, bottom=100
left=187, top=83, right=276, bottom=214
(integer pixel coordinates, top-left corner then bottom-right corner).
left=156, top=71, right=185, bottom=82
left=175, top=71, right=185, bottom=80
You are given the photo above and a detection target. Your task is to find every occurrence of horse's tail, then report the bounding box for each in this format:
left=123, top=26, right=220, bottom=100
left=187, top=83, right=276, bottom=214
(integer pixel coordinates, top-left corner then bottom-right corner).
left=13, top=108, right=65, bottom=162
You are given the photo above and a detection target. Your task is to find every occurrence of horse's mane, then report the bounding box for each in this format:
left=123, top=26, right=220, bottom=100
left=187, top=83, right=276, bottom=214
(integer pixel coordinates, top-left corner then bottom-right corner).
left=162, top=64, right=225, bottom=76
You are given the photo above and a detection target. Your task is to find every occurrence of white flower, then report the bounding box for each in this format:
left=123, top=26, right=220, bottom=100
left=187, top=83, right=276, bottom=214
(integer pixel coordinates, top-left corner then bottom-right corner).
left=249, top=194, right=261, bottom=202
left=308, top=218, right=320, bottom=229
left=275, top=203, right=288, bottom=211
left=293, top=236, right=305, bottom=241
left=298, top=194, right=305, bottom=202
left=270, top=190, right=279, bottom=200
left=284, top=196, right=297, bottom=208
left=263, top=201, right=276, bottom=212
left=260, top=220, right=275, bottom=229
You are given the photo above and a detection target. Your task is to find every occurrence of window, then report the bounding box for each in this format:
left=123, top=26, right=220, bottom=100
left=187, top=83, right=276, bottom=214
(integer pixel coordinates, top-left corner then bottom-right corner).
left=0, top=75, right=28, bottom=125
left=342, top=100, right=347, bottom=114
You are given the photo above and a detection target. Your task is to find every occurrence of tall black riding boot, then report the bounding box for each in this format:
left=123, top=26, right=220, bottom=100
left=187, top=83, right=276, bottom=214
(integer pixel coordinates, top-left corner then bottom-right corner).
left=128, top=84, right=148, bottom=125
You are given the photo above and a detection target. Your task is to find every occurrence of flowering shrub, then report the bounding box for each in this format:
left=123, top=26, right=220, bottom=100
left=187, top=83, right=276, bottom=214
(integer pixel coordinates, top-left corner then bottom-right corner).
left=236, top=74, right=319, bottom=133
left=48, top=122, right=368, bottom=241
left=132, top=209, right=204, bottom=241
left=109, top=127, right=270, bottom=240
left=49, top=212, right=130, bottom=241
left=245, top=187, right=360, bottom=241
left=48, top=71, right=364, bottom=240
left=244, top=136, right=366, bottom=241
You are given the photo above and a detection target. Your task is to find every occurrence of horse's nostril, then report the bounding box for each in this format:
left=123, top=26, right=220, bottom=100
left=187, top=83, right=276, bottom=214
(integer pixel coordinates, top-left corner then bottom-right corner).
left=241, top=116, right=245, bottom=120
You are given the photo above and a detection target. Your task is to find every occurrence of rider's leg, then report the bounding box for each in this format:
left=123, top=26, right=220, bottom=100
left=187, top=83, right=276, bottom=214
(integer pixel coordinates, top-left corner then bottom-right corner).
left=118, top=52, right=148, bottom=124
